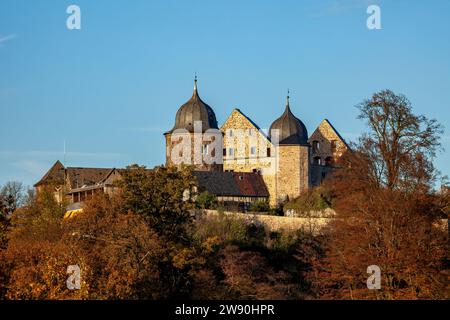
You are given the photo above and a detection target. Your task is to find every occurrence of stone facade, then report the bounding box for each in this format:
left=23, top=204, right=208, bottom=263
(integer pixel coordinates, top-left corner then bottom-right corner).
left=308, top=119, right=349, bottom=185
left=165, top=131, right=223, bottom=172
left=276, top=145, right=310, bottom=202
left=205, top=209, right=332, bottom=234
left=162, top=83, right=348, bottom=208
left=220, top=109, right=277, bottom=205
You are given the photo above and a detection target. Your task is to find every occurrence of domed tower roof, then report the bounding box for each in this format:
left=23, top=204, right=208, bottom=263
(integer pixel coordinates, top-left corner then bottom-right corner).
left=269, top=92, right=308, bottom=145
left=168, top=77, right=218, bottom=133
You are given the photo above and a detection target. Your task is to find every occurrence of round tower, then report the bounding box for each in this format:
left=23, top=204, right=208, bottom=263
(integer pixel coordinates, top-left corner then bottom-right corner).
left=269, top=92, right=310, bottom=203
left=164, top=78, right=223, bottom=171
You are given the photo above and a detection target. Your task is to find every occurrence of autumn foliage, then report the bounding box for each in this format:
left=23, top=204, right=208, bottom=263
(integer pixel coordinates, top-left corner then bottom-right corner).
left=0, top=90, right=448, bottom=300
left=307, top=90, right=449, bottom=299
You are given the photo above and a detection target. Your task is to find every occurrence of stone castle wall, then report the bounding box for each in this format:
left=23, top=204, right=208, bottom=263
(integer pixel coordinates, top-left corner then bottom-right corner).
left=308, top=119, right=348, bottom=161
left=165, top=132, right=223, bottom=171
left=276, top=145, right=310, bottom=202
left=204, top=209, right=331, bottom=234
left=221, top=109, right=278, bottom=206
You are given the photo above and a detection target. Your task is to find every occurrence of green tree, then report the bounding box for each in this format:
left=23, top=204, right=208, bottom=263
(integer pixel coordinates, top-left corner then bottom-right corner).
left=118, top=165, right=196, bottom=242
left=195, top=191, right=217, bottom=209
left=248, top=200, right=270, bottom=213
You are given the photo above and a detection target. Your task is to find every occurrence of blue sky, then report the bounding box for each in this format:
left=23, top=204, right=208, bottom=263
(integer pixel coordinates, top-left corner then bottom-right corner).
left=1, top=0, right=449, bottom=187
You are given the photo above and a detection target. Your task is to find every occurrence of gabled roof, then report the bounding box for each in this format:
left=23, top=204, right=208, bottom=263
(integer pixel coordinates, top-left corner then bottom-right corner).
left=65, top=167, right=114, bottom=188
left=221, top=108, right=270, bottom=142
left=34, top=161, right=115, bottom=189
left=310, top=119, right=350, bottom=149
left=34, top=160, right=65, bottom=187
left=193, top=171, right=269, bottom=197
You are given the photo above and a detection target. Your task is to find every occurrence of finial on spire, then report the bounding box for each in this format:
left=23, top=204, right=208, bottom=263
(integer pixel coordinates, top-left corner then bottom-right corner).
left=194, top=72, right=198, bottom=91
left=286, top=89, right=290, bottom=107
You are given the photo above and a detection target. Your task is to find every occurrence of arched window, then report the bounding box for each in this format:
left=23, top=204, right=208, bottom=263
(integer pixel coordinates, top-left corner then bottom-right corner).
left=313, top=140, right=320, bottom=152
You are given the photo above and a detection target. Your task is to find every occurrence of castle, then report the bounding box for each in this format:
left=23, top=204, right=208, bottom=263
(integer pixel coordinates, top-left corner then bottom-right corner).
left=163, top=78, right=348, bottom=207
left=35, top=79, right=348, bottom=212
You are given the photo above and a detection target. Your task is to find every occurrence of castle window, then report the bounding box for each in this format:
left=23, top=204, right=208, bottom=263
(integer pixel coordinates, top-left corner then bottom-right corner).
left=325, top=156, right=333, bottom=166
left=228, top=129, right=233, bottom=137
left=250, top=146, right=256, bottom=155
left=313, top=156, right=322, bottom=166
left=248, top=128, right=254, bottom=136
left=228, top=148, right=234, bottom=156
left=267, top=148, right=271, bottom=157
left=223, top=148, right=226, bottom=156
left=331, top=140, right=338, bottom=153
left=313, top=141, right=320, bottom=152
left=202, top=144, right=209, bottom=155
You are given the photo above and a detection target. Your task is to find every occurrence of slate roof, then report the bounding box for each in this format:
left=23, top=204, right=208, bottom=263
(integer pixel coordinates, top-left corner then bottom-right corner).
left=34, top=160, right=114, bottom=188
left=66, top=167, right=113, bottom=188
left=193, top=171, right=269, bottom=197
left=34, top=160, right=65, bottom=187
left=36, top=162, right=269, bottom=198
left=166, top=79, right=218, bottom=134
left=269, top=101, right=309, bottom=145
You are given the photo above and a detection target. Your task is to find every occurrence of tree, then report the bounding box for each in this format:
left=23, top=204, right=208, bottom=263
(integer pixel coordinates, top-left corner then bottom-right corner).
left=0, top=201, right=8, bottom=249
left=118, top=165, right=196, bottom=242
left=117, top=165, right=208, bottom=298
left=3, top=191, right=167, bottom=299
left=2, top=165, right=205, bottom=300
left=356, top=89, right=443, bottom=191
left=0, top=181, right=26, bottom=216
left=61, top=194, right=166, bottom=299
left=195, top=191, right=217, bottom=209
left=308, top=90, right=448, bottom=299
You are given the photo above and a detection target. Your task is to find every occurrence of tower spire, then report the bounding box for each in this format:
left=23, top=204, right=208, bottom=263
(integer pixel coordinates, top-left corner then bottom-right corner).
left=194, top=72, right=198, bottom=92
left=286, top=89, right=290, bottom=108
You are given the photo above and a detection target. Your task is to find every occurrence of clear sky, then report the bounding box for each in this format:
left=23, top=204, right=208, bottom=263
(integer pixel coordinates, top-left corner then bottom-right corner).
left=1, top=0, right=449, bottom=187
